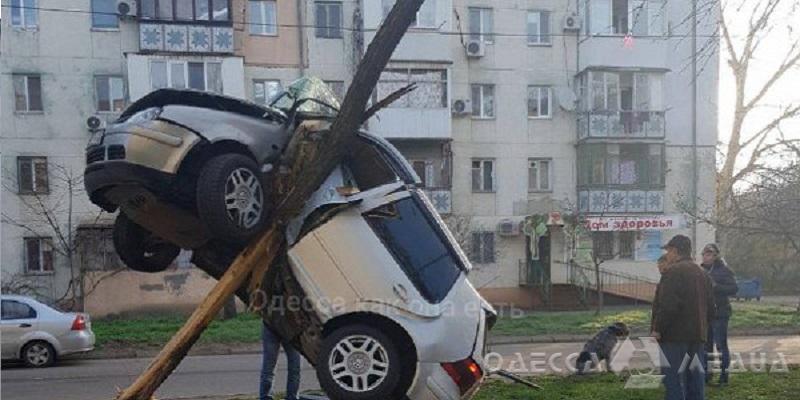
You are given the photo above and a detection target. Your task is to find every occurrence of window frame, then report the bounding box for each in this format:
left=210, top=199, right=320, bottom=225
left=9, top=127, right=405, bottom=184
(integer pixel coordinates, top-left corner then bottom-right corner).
left=468, top=7, right=493, bottom=44
left=471, top=158, right=495, bottom=193
left=10, top=0, right=38, bottom=29
left=91, top=0, right=120, bottom=29
left=528, top=158, right=553, bottom=192
left=527, top=10, right=551, bottom=45
left=323, top=80, right=345, bottom=101
left=94, top=75, right=127, bottom=113
left=377, top=68, right=448, bottom=109
left=16, top=156, right=49, bottom=195
left=470, top=231, right=496, bottom=264
left=470, top=84, right=495, bottom=119
left=577, top=143, right=665, bottom=189
left=149, top=60, right=223, bottom=93
left=252, top=79, right=282, bottom=105
left=13, top=74, right=43, bottom=113
left=249, top=0, right=278, bottom=36
left=23, top=237, right=55, bottom=275
left=138, top=0, right=232, bottom=23
left=315, top=1, right=343, bottom=39
left=527, top=85, right=552, bottom=119
left=382, top=0, right=438, bottom=29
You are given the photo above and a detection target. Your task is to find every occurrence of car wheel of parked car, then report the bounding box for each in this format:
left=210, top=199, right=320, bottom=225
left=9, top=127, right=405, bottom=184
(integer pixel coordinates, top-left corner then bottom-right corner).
left=113, top=213, right=180, bottom=273
left=196, top=154, right=268, bottom=242
left=317, top=324, right=408, bottom=400
left=21, top=341, right=55, bottom=368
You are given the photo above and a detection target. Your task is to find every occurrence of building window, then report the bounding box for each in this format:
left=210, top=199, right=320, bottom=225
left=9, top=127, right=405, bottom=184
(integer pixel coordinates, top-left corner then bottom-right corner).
left=13, top=75, right=43, bottom=112
left=315, top=1, right=343, bottom=38
left=10, top=0, right=38, bottom=28
left=253, top=79, right=282, bottom=105
left=528, top=159, right=552, bottom=192
left=578, top=143, right=664, bottom=187
left=95, top=76, right=126, bottom=112
left=377, top=69, right=447, bottom=108
left=249, top=0, right=277, bottom=35
left=468, top=7, right=493, bottom=43
left=471, top=159, right=494, bottom=192
left=471, top=84, right=495, bottom=118
left=150, top=61, right=223, bottom=93
left=24, top=237, right=54, bottom=273
left=382, top=0, right=437, bottom=28
left=584, top=71, right=659, bottom=112
left=527, top=11, right=550, bottom=45
left=470, top=231, right=495, bottom=264
left=586, top=0, right=665, bottom=36
left=139, top=0, right=230, bottom=22
left=92, top=0, right=119, bottom=28
left=619, top=231, right=636, bottom=259
left=324, top=80, right=345, bottom=101
left=527, top=86, right=552, bottom=118
left=592, top=232, right=614, bottom=260
left=17, top=156, right=48, bottom=194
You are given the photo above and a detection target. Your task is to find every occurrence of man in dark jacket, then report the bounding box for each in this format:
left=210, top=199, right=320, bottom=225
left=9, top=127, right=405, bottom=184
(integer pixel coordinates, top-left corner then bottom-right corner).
left=651, top=235, right=715, bottom=400
left=701, top=243, right=738, bottom=386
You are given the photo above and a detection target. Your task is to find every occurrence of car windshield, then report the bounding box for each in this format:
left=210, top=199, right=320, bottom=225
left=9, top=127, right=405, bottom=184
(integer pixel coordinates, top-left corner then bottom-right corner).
left=269, top=77, right=341, bottom=117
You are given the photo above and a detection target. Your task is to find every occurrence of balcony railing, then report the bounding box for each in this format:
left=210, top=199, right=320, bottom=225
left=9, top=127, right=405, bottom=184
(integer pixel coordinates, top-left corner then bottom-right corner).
left=578, top=110, right=665, bottom=139
left=423, top=188, right=452, bottom=214
left=139, top=22, right=234, bottom=54
left=578, top=189, right=665, bottom=213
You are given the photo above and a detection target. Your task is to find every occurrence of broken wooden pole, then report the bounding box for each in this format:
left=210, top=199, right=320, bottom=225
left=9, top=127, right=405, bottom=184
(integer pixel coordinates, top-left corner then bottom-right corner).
left=114, top=1, right=426, bottom=399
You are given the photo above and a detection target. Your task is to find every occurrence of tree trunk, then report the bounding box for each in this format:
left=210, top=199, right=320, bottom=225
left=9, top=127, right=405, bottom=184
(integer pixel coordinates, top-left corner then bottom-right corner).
left=114, top=2, right=425, bottom=399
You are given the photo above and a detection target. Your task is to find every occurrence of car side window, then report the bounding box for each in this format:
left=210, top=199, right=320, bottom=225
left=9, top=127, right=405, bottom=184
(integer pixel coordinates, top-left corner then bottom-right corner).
left=346, top=140, right=400, bottom=191
left=1, top=300, right=37, bottom=320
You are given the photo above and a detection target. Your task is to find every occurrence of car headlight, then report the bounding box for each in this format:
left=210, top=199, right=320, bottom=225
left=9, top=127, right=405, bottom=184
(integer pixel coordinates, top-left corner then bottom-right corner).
left=126, top=107, right=162, bottom=124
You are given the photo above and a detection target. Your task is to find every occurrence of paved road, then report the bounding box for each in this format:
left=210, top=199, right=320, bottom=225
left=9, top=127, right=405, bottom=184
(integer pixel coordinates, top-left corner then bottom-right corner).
left=2, top=335, right=798, bottom=400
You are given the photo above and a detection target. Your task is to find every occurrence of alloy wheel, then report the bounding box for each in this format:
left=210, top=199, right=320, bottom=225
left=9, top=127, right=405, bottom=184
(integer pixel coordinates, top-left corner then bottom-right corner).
left=25, top=343, right=51, bottom=367
left=328, top=334, right=390, bottom=393
left=223, top=167, right=264, bottom=229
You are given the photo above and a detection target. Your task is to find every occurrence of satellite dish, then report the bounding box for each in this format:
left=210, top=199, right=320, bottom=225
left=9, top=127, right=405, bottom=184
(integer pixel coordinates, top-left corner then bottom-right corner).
left=87, top=116, right=102, bottom=130
left=555, top=86, right=577, bottom=111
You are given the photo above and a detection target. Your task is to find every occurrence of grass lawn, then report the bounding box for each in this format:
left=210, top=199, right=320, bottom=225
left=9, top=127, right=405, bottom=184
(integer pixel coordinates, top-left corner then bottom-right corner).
left=492, top=302, right=800, bottom=337
left=475, top=369, right=800, bottom=400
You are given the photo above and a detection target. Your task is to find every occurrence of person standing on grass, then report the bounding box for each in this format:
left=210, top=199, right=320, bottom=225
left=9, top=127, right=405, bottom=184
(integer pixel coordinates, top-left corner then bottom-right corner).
left=650, top=235, right=715, bottom=400
left=260, top=321, right=301, bottom=400
left=700, top=243, right=738, bottom=386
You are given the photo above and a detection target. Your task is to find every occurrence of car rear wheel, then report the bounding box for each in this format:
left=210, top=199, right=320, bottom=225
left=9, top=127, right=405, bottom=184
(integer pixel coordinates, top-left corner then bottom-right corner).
left=317, top=324, right=409, bottom=400
left=196, top=154, right=268, bottom=243
left=22, top=341, right=55, bottom=368
left=113, top=213, right=180, bottom=273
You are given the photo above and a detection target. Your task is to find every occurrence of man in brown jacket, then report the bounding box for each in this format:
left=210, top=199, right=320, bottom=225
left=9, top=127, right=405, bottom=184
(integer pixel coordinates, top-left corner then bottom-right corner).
left=651, top=235, right=715, bottom=400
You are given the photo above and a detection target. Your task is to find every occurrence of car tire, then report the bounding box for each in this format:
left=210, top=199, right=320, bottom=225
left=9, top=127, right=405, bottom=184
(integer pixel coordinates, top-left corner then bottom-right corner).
left=113, top=213, right=180, bottom=273
left=196, top=154, right=268, bottom=243
left=21, top=341, right=55, bottom=368
left=316, top=324, right=409, bottom=400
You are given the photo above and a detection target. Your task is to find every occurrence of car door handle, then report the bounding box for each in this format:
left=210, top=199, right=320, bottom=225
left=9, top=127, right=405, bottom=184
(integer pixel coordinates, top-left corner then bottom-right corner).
left=393, top=283, right=409, bottom=303
left=19, top=323, right=32, bottom=328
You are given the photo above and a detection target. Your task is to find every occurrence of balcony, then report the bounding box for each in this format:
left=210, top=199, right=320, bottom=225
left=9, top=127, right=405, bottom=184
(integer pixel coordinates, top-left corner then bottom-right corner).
left=578, top=111, right=665, bottom=140
left=139, top=23, right=234, bottom=54
left=578, top=189, right=665, bottom=214
left=423, top=188, right=452, bottom=214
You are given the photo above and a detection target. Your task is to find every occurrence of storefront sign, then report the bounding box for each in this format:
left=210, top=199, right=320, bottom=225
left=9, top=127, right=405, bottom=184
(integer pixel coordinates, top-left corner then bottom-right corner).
left=584, top=215, right=685, bottom=232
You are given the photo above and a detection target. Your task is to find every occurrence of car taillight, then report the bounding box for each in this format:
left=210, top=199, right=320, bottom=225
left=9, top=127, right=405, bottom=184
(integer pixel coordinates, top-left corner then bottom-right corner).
left=71, top=315, right=86, bottom=331
left=441, top=357, right=483, bottom=395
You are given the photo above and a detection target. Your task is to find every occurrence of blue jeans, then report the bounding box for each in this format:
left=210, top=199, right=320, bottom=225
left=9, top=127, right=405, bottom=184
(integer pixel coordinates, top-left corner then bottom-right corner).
left=260, top=322, right=301, bottom=400
left=661, top=342, right=706, bottom=400
left=706, top=317, right=731, bottom=372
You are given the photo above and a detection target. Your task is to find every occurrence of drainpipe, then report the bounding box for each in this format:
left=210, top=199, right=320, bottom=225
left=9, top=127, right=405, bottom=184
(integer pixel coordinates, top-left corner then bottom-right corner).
left=691, top=0, right=698, bottom=249
left=296, top=0, right=306, bottom=77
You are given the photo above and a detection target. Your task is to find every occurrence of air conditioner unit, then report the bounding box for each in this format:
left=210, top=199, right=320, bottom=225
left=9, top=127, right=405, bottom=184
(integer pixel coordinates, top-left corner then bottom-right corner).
left=117, top=0, right=137, bottom=18
left=564, top=12, right=581, bottom=31
left=451, top=99, right=471, bottom=116
left=497, top=219, right=520, bottom=237
left=465, top=39, right=485, bottom=58
left=86, top=115, right=106, bottom=132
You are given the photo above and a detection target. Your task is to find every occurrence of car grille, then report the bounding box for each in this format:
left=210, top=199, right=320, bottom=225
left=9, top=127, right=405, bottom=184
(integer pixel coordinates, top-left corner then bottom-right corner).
left=107, top=145, right=126, bottom=160
left=86, top=146, right=105, bottom=164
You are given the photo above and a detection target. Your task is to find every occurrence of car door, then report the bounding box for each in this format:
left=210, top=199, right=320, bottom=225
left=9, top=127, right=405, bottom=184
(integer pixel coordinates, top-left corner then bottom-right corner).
left=0, top=300, right=39, bottom=359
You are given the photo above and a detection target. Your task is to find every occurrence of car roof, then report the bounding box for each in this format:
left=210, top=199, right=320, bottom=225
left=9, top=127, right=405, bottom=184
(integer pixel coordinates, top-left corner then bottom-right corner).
left=119, top=88, right=276, bottom=122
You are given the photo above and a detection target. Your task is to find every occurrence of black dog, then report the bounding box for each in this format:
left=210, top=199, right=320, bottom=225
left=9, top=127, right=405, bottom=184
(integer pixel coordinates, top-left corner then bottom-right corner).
left=575, top=322, right=630, bottom=374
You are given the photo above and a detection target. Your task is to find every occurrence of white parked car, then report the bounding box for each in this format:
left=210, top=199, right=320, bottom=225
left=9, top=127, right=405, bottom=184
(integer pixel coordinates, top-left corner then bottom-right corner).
left=0, top=295, right=95, bottom=367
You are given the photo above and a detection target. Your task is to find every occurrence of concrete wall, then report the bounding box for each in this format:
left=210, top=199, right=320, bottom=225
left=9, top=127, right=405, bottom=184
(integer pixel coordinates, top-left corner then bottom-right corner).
left=234, top=0, right=303, bottom=67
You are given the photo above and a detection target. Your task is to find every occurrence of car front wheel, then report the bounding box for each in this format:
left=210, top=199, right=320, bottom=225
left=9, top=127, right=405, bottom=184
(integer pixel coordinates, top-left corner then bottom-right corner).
left=196, top=154, right=268, bottom=243
left=113, top=213, right=180, bottom=273
left=317, top=324, right=409, bottom=400
left=22, top=341, right=55, bottom=368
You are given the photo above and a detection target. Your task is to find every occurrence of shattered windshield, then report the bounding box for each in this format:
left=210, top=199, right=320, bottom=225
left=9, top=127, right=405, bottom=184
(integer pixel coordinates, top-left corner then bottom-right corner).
left=269, top=77, right=341, bottom=117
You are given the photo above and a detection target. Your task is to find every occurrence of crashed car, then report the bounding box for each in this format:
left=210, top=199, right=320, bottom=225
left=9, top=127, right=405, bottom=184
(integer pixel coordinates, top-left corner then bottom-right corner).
left=84, top=78, right=497, bottom=399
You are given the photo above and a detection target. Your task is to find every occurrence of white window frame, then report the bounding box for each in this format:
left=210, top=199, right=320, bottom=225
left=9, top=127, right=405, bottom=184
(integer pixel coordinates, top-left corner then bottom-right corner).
left=471, top=158, right=495, bottom=193
left=471, top=84, right=495, bottom=119
left=527, top=10, right=551, bottom=45
left=17, top=156, right=49, bottom=194
left=528, top=158, right=552, bottom=192
left=527, top=85, right=552, bottom=119
left=315, top=1, right=343, bottom=38
left=150, top=60, right=223, bottom=93
left=468, top=7, right=493, bottom=44
left=382, top=0, right=438, bottom=29
left=95, top=75, right=126, bottom=113
left=252, top=79, right=282, bottom=105
left=24, top=237, right=54, bottom=274
left=10, top=0, right=38, bottom=29
left=471, top=231, right=496, bottom=264
left=13, top=74, right=43, bottom=113
left=249, top=0, right=278, bottom=36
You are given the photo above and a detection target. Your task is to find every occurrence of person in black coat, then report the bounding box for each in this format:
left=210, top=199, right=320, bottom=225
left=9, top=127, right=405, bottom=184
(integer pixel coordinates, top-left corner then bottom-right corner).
left=701, top=243, right=738, bottom=386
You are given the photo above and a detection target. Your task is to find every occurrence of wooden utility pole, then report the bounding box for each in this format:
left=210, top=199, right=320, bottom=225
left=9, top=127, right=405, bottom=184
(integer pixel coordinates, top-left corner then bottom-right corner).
left=114, top=1, right=425, bottom=399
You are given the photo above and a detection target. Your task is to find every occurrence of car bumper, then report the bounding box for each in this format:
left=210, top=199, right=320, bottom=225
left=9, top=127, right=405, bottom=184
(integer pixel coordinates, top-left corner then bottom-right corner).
left=58, top=330, right=96, bottom=356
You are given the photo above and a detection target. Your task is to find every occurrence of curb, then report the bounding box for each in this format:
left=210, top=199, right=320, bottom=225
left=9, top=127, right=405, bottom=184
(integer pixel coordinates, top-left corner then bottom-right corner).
left=486, top=328, right=800, bottom=345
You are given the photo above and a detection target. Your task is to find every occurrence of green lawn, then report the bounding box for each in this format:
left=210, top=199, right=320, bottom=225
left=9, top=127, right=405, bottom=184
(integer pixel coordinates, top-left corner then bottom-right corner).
left=475, top=369, right=800, bottom=400
left=492, top=302, right=800, bottom=337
